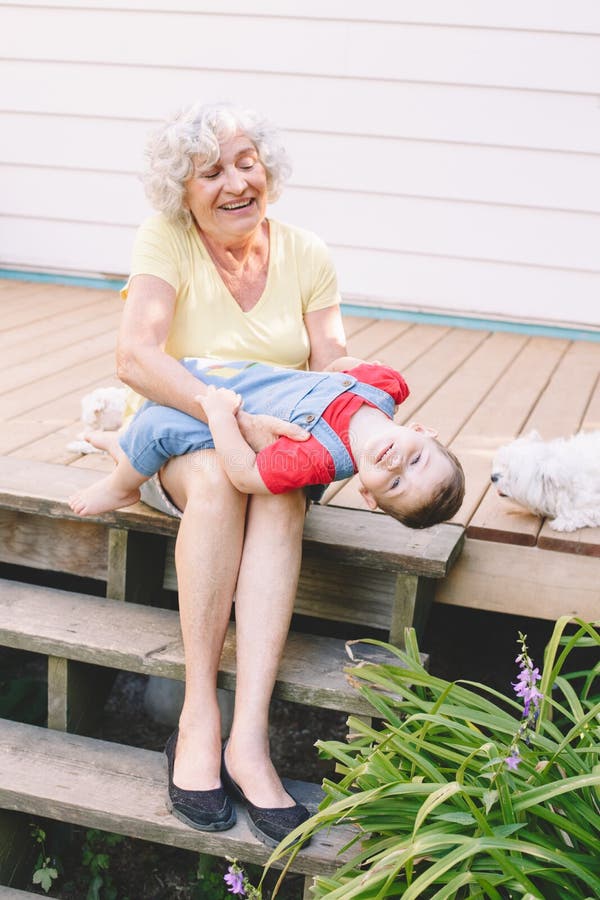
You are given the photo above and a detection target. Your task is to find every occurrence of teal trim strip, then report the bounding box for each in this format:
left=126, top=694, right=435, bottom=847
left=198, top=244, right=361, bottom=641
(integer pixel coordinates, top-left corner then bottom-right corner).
left=2, top=267, right=597, bottom=342
left=341, top=302, right=600, bottom=343
left=0, top=268, right=124, bottom=292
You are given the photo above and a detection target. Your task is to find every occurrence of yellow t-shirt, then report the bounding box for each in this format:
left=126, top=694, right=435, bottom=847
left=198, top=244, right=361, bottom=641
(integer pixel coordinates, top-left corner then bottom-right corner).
left=121, top=215, right=341, bottom=417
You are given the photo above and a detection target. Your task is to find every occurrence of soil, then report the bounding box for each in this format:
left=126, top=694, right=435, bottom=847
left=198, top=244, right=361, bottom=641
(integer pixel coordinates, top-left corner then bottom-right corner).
left=0, top=563, right=568, bottom=899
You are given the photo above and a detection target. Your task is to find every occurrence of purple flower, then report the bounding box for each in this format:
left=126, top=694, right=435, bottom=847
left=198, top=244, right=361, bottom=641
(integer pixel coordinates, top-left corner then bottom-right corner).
left=224, top=866, right=245, bottom=896
left=505, top=634, right=544, bottom=770
left=505, top=750, right=521, bottom=771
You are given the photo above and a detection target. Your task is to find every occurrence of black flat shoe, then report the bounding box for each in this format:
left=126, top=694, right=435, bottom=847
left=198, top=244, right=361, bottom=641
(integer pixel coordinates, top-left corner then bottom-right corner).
left=164, top=729, right=236, bottom=831
left=221, top=745, right=310, bottom=849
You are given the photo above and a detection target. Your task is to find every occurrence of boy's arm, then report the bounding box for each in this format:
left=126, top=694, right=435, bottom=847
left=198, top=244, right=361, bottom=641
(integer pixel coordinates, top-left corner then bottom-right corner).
left=323, top=355, right=368, bottom=372
left=199, top=387, right=272, bottom=494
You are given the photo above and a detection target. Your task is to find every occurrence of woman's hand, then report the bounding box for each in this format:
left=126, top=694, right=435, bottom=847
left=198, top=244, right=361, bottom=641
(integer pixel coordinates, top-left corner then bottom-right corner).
left=236, top=410, right=310, bottom=452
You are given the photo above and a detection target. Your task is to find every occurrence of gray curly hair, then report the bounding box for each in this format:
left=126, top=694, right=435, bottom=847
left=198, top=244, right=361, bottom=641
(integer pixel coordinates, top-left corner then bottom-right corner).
left=143, top=102, right=292, bottom=227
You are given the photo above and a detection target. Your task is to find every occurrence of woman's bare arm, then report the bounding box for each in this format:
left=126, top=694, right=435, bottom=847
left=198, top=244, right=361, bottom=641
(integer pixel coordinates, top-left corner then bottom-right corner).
left=117, top=275, right=213, bottom=420
left=304, top=305, right=347, bottom=371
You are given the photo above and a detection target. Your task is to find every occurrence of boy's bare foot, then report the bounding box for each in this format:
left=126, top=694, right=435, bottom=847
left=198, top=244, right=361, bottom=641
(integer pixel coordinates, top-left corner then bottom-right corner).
left=68, top=477, right=140, bottom=517
left=82, top=430, right=121, bottom=462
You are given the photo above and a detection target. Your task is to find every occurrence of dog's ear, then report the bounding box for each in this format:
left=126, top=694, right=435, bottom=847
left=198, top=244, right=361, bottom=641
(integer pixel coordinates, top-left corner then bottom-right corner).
left=539, top=458, right=560, bottom=501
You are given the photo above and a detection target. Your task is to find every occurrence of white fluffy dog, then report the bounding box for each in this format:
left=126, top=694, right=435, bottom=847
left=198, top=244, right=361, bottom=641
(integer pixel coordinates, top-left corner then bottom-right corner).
left=80, top=386, right=126, bottom=431
left=67, top=386, right=126, bottom=454
left=491, top=430, right=600, bottom=532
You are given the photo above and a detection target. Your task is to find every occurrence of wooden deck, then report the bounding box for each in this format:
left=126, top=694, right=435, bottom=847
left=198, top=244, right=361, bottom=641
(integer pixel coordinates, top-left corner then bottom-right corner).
left=1, top=278, right=599, bottom=623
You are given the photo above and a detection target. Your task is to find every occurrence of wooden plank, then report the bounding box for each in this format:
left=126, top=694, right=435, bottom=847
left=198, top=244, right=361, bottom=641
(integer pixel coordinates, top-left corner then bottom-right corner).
left=0, top=578, right=408, bottom=715
left=0, top=285, right=109, bottom=332
left=389, top=576, right=437, bottom=647
left=465, top=493, right=539, bottom=547
left=70, top=452, right=116, bottom=472
left=0, top=458, right=464, bottom=577
left=376, top=323, right=450, bottom=371
left=340, top=315, right=374, bottom=339
left=526, top=340, right=600, bottom=439
left=0, top=281, right=50, bottom=304
left=106, top=528, right=167, bottom=606
left=457, top=336, right=568, bottom=535
left=1, top=373, right=122, bottom=457
left=582, top=376, right=600, bottom=431
left=0, top=510, right=107, bottom=580
left=436, top=538, right=600, bottom=623
left=302, top=507, right=464, bottom=577
left=1, top=351, right=117, bottom=418
left=14, top=373, right=122, bottom=425
left=0, top=294, right=119, bottom=353
left=471, top=339, right=600, bottom=548
left=0, top=305, right=119, bottom=372
left=0, top=420, right=64, bottom=455
left=346, top=319, right=412, bottom=359
left=0, top=719, right=354, bottom=877
left=0, top=330, right=118, bottom=396
left=406, top=331, right=528, bottom=445
left=162, top=537, right=400, bottom=629
left=10, top=421, right=95, bottom=465
left=47, top=655, right=115, bottom=735
left=0, top=281, right=73, bottom=311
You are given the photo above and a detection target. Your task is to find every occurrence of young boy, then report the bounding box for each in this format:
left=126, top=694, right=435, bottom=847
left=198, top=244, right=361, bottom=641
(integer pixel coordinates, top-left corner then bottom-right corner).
left=69, top=357, right=464, bottom=529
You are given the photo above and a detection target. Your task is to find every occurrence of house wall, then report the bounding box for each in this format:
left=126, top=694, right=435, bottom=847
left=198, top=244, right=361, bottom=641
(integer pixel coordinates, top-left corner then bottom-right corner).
left=1, top=0, right=599, bottom=326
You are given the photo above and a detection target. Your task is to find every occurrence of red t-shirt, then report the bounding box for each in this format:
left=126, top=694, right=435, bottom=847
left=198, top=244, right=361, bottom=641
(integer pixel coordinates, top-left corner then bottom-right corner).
left=256, top=363, right=409, bottom=493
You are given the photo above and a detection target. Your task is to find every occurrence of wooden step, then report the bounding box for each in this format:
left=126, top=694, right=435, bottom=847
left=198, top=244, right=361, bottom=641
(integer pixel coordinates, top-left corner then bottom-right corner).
left=0, top=719, right=354, bottom=878
left=0, top=579, right=410, bottom=716
left=0, top=456, right=464, bottom=647
left=0, top=457, right=464, bottom=578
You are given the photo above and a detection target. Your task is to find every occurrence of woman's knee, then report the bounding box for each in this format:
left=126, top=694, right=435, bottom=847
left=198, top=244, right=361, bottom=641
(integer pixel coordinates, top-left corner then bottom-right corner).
left=248, top=489, right=306, bottom=531
left=161, top=451, right=246, bottom=515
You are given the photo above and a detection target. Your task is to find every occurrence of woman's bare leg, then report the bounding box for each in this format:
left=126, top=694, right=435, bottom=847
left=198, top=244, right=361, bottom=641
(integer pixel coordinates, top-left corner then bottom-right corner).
left=160, top=450, right=248, bottom=790
left=225, top=489, right=305, bottom=807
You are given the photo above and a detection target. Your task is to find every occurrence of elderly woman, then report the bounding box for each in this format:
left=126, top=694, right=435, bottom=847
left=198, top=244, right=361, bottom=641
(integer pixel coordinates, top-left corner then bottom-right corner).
left=114, top=102, right=346, bottom=846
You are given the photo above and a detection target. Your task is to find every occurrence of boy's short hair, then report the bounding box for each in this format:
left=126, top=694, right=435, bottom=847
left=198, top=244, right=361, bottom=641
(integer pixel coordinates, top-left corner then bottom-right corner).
left=379, top=444, right=465, bottom=529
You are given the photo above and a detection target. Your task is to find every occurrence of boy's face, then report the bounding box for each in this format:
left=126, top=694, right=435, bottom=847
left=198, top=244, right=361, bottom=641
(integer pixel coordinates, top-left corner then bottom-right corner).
left=357, top=422, right=454, bottom=516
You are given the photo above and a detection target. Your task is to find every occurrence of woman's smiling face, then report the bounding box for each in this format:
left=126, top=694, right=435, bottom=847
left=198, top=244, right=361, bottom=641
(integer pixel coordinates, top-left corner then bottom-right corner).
left=184, top=132, right=268, bottom=244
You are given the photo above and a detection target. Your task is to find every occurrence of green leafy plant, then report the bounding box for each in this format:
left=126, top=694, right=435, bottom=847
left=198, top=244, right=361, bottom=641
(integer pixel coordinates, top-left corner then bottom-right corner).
left=265, top=617, right=600, bottom=898
left=81, top=828, right=124, bottom=900
left=30, top=824, right=59, bottom=894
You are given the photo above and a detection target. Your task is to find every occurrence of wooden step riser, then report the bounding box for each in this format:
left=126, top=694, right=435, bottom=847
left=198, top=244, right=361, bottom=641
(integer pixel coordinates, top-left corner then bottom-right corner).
left=0, top=720, right=354, bottom=879
left=0, top=510, right=437, bottom=639
left=0, top=458, right=464, bottom=580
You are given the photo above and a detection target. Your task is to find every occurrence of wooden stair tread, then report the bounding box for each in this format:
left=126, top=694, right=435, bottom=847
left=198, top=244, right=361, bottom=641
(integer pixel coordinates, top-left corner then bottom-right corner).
left=0, top=579, right=412, bottom=715
left=0, top=457, right=464, bottom=578
left=0, top=719, right=353, bottom=877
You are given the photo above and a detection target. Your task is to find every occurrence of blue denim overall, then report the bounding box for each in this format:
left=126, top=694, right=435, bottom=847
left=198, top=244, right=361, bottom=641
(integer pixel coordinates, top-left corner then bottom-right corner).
left=119, top=359, right=396, bottom=484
